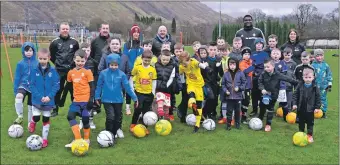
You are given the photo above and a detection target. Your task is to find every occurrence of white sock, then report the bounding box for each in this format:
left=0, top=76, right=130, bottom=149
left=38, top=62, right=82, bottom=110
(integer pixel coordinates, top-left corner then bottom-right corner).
left=222, top=103, right=227, bottom=118
left=126, top=104, right=130, bottom=111
left=28, top=105, right=33, bottom=123
left=42, top=121, right=50, bottom=140
left=15, top=99, right=24, bottom=118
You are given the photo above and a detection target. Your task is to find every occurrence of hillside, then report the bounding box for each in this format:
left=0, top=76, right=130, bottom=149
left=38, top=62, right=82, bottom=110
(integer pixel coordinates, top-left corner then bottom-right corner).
left=1, top=1, right=233, bottom=25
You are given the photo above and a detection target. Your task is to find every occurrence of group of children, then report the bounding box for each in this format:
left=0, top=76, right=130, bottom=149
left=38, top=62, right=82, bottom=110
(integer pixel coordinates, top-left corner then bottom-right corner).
left=12, top=32, right=332, bottom=148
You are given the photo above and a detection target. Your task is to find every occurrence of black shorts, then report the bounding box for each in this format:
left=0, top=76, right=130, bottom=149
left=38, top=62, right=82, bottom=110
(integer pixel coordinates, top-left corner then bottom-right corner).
left=17, top=88, right=32, bottom=106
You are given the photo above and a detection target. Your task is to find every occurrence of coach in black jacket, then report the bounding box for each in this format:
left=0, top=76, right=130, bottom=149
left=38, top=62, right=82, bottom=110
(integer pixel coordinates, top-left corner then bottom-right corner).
left=49, top=22, right=79, bottom=116
left=235, top=15, right=266, bottom=52
left=91, top=23, right=110, bottom=74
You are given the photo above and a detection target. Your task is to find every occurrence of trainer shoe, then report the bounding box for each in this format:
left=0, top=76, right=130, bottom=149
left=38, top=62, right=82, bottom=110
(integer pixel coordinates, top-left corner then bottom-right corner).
left=322, top=112, right=327, bottom=119
left=79, top=120, right=83, bottom=129
left=231, top=119, right=235, bottom=126
left=84, top=139, right=90, bottom=146
left=145, top=128, right=150, bottom=135
left=265, top=125, right=271, bottom=132
left=65, top=140, right=75, bottom=148
left=117, top=129, right=124, bottom=138
left=169, top=115, right=175, bottom=121
left=42, top=139, right=48, bottom=148
left=28, top=121, right=36, bottom=133
left=218, top=118, right=227, bottom=124
left=89, top=119, right=96, bottom=129
left=13, top=117, right=23, bottom=125
left=51, top=110, right=58, bottom=117
left=249, top=111, right=257, bottom=117
left=129, top=124, right=136, bottom=132
left=226, top=124, right=231, bottom=131
left=192, top=126, right=199, bottom=133
left=307, top=135, right=314, bottom=143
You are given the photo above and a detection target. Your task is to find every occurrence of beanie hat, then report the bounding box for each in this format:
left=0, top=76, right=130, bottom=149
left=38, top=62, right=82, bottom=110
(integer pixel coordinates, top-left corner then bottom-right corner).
left=314, top=49, right=324, bottom=56
left=130, top=24, right=140, bottom=36
left=241, top=47, right=251, bottom=55
left=254, top=38, right=264, bottom=45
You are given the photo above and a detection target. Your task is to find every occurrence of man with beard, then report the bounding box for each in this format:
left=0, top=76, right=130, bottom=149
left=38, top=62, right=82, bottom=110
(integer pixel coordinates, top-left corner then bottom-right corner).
left=152, top=26, right=176, bottom=57
left=235, top=15, right=266, bottom=52
left=49, top=22, right=79, bottom=117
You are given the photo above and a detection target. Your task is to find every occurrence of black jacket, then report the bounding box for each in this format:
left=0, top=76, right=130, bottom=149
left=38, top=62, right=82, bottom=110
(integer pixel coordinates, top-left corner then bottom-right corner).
left=294, top=64, right=315, bottom=82
left=293, top=82, right=321, bottom=113
left=155, top=58, right=177, bottom=94
left=280, top=41, right=305, bottom=65
left=90, top=34, right=110, bottom=68
left=151, top=34, right=176, bottom=57
left=85, top=56, right=96, bottom=74
left=258, top=70, right=298, bottom=100
left=235, top=27, right=265, bottom=52
left=49, top=35, right=79, bottom=71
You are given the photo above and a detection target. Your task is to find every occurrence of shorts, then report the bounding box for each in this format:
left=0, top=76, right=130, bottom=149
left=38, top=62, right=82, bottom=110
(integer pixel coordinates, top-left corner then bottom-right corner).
left=17, top=88, right=32, bottom=105
left=187, top=85, right=204, bottom=101
left=32, top=106, right=52, bottom=117
left=156, top=92, right=171, bottom=107
left=69, top=102, right=89, bottom=116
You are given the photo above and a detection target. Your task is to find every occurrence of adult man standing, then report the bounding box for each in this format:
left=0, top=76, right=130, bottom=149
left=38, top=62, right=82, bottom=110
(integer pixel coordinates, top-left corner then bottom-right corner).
left=90, top=23, right=110, bottom=114
left=152, top=25, right=176, bottom=57
left=49, top=22, right=79, bottom=117
left=235, top=15, right=266, bottom=52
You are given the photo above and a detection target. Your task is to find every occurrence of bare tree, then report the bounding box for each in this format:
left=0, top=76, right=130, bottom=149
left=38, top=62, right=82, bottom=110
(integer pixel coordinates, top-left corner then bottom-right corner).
left=248, top=8, right=267, bottom=23
left=326, top=8, right=339, bottom=28
left=234, top=16, right=244, bottom=24
left=293, top=4, right=318, bottom=38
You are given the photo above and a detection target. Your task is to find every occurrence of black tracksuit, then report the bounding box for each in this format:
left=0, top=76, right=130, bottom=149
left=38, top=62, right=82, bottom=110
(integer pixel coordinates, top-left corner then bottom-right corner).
left=294, top=64, right=315, bottom=82
left=258, top=70, right=298, bottom=125
left=49, top=35, right=79, bottom=111
left=293, top=82, right=321, bottom=135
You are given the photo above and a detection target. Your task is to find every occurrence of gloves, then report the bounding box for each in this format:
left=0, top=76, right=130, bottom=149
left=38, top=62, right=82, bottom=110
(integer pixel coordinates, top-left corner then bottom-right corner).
left=216, top=62, right=221, bottom=67
left=325, top=85, right=332, bottom=92
left=86, top=100, right=94, bottom=110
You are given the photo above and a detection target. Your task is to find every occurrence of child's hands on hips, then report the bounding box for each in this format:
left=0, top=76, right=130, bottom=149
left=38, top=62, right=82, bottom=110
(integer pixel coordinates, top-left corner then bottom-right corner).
left=292, top=105, right=297, bottom=110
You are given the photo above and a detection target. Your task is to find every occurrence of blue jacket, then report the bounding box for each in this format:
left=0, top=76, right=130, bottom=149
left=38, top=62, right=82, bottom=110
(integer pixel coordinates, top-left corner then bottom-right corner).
left=312, top=61, right=333, bottom=89
left=98, top=51, right=130, bottom=76
left=250, top=51, right=269, bottom=78
left=123, top=41, right=144, bottom=71
left=221, top=70, right=246, bottom=100
left=14, top=42, right=38, bottom=94
left=95, top=54, right=137, bottom=103
left=30, top=63, right=60, bottom=106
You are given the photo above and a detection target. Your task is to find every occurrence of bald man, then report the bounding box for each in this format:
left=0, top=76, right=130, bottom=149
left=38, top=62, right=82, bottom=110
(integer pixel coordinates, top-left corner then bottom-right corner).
left=152, top=25, right=176, bottom=57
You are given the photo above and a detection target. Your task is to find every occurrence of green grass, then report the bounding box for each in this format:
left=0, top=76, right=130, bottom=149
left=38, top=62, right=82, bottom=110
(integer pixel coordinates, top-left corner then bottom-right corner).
left=1, top=44, right=339, bottom=164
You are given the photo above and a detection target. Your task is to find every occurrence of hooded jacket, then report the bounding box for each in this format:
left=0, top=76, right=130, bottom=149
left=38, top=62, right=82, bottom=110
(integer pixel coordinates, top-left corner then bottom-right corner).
left=152, top=33, right=176, bottom=57
left=14, top=42, right=39, bottom=94
left=293, top=81, right=321, bottom=113
left=30, top=63, right=60, bottom=106
left=95, top=54, right=137, bottom=103
left=280, top=34, right=305, bottom=65
left=155, top=58, right=176, bottom=94
left=312, top=61, right=333, bottom=89
left=123, top=40, right=144, bottom=71
left=49, top=35, right=79, bottom=71
left=98, top=50, right=129, bottom=76
left=221, top=58, right=247, bottom=100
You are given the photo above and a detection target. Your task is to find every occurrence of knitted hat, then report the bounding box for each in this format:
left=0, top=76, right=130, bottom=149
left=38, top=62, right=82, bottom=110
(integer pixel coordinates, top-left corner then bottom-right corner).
left=314, top=49, right=324, bottom=56
left=241, top=47, right=251, bottom=55
left=254, top=38, right=264, bottom=45
left=130, top=24, right=140, bottom=36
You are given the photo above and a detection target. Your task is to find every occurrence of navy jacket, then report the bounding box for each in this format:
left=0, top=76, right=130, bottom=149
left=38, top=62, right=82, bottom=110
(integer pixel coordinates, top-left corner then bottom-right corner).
left=221, top=70, right=246, bottom=100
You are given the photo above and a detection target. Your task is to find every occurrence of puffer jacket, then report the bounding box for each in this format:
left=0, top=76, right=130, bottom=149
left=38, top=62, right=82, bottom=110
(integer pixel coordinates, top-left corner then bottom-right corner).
left=155, top=58, right=176, bottom=94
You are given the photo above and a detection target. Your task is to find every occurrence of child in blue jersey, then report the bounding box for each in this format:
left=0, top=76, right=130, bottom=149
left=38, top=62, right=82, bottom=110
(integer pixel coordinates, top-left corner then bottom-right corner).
left=312, top=49, right=333, bottom=118
left=249, top=38, right=269, bottom=117
left=95, top=54, right=138, bottom=140
left=28, top=48, right=60, bottom=148
left=13, top=42, right=38, bottom=126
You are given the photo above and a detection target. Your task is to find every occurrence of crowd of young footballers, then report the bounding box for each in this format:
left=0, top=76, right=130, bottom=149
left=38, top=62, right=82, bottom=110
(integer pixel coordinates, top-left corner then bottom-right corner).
left=12, top=27, right=333, bottom=148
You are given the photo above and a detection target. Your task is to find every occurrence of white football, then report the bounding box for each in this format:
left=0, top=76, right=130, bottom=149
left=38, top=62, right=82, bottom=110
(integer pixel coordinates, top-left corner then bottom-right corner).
left=186, top=114, right=196, bottom=126
left=97, top=131, right=114, bottom=148
left=8, top=124, right=24, bottom=138
left=249, top=118, right=263, bottom=131
left=26, top=134, right=43, bottom=151
left=143, top=111, right=158, bottom=126
left=202, top=119, right=216, bottom=131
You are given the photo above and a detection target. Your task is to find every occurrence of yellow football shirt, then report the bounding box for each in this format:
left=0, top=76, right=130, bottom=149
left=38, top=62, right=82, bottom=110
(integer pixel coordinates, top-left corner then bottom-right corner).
left=131, top=65, right=157, bottom=94
left=133, top=55, right=158, bottom=68
left=179, top=58, right=204, bottom=87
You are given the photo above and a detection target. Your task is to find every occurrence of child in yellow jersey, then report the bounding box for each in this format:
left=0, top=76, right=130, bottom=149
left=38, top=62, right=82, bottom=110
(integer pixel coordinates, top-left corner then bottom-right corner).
left=129, top=50, right=157, bottom=135
left=134, top=40, right=158, bottom=67
left=179, top=51, right=209, bottom=133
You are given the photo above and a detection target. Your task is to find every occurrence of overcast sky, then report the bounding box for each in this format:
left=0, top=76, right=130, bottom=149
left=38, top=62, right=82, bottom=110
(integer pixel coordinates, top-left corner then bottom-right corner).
left=202, top=2, right=338, bottom=17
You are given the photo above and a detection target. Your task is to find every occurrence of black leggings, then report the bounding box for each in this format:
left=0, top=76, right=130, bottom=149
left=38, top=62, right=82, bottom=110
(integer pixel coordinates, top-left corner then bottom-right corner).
left=131, top=92, right=154, bottom=125
left=227, top=100, right=241, bottom=126
left=103, top=103, right=123, bottom=135
left=298, top=111, right=314, bottom=135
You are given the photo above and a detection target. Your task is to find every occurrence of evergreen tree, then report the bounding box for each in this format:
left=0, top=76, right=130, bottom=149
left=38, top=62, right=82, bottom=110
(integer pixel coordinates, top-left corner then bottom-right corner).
left=171, top=18, right=177, bottom=34
left=134, top=13, right=140, bottom=22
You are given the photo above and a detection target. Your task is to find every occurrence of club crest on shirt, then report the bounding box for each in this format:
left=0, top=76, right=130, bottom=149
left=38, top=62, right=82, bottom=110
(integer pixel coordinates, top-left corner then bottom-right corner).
left=148, top=72, right=153, bottom=78
left=36, top=73, right=39, bottom=76
left=253, top=33, right=256, bottom=36
left=70, top=44, right=73, bottom=49
left=48, top=72, right=52, bottom=77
